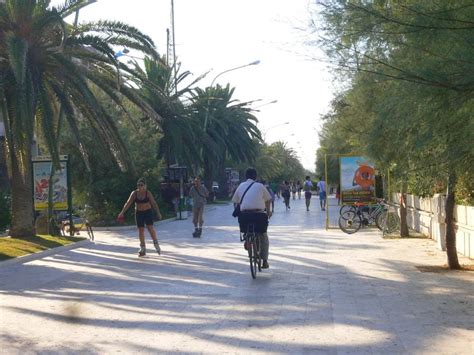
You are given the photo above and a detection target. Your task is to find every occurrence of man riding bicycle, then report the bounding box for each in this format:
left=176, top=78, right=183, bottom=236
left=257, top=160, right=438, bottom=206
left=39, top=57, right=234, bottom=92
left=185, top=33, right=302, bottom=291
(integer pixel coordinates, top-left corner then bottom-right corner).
left=232, top=167, right=272, bottom=269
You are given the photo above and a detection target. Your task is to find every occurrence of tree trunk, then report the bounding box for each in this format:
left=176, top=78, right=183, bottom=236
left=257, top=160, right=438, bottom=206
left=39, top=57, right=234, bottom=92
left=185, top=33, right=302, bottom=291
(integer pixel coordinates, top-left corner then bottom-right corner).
left=399, top=180, right=409, bottom=237
left=9, top=149, right=35, bottom=238
left=445, top=173, right=461, bottom=269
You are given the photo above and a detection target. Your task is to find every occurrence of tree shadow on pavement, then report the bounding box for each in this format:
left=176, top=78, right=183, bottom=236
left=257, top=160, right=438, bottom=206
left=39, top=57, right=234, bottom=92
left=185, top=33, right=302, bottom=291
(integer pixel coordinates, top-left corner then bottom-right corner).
left=1, top=208, right=473, bottom=354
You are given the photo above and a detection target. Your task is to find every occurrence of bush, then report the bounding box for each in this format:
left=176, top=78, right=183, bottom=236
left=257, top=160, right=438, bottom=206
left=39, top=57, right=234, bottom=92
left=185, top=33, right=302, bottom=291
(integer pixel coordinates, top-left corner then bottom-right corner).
left=0, top=190, right=11, bottom=231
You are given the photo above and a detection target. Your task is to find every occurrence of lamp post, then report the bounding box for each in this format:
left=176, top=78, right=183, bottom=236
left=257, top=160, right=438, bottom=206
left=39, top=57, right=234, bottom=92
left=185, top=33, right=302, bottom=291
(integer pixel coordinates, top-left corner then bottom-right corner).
left=203, top=60, right=260, bottom=132
left=73, top=0, right=97, bottom=27
left=262, top=121, right=290, bottom=140
left=253, top=99, right=278, bottom=110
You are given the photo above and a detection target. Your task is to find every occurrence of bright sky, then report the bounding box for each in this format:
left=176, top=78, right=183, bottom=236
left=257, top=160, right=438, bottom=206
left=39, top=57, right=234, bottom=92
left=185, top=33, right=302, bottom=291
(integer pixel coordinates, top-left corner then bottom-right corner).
left=58, top=0, right=334, bottom=171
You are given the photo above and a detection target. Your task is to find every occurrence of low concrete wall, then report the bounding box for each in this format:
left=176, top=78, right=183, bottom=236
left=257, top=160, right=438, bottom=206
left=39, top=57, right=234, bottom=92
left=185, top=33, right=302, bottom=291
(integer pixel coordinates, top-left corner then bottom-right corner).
left=392, top=193, right=473, bottom=259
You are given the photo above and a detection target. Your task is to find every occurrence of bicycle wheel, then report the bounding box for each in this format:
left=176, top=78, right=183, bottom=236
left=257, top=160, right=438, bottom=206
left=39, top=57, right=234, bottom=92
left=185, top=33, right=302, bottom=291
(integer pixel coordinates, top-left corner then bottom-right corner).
left=86, top=222, right=94, bottom=241
left=384, top=212, right=400, bottom=234
left=338, top=210, right=362, bottom=234
left=339, top=205, right=356, bottom=218
left=374, top=210, right=385, bottom=231
left=248, top=238, right=257, bottom=279
left=256, top=235, right=262, bottom=272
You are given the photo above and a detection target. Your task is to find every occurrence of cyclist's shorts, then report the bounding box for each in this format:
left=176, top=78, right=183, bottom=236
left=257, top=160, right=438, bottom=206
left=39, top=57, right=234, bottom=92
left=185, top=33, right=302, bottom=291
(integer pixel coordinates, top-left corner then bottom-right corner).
left=136, top=209, right=153, bottom=227
left=238, top=212, right=268, bottom=233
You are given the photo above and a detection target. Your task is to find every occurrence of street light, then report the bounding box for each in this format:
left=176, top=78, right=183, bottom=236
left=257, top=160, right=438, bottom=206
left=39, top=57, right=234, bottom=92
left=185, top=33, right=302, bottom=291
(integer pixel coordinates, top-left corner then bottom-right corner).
left=253, top=99, right=278, bottom=110
left=262, top=121, right=290, bottom=139
left=73, top=0, right=97, bottom=27
left=115, top=48, right=143, bottom=61
left=203, top=60, right=260, bottom=132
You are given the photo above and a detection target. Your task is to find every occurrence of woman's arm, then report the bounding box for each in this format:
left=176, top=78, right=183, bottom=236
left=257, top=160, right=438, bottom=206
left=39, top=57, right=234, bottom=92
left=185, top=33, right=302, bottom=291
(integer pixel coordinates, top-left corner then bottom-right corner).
left=148, top=192, right=162, bottom=220
left=118, top=191, right=136, bottom=216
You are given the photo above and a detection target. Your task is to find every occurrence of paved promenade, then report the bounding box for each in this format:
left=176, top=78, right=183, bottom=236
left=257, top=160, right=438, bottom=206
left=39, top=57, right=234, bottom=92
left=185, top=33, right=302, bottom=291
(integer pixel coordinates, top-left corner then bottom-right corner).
left=1, top=196, right=473, bottom=354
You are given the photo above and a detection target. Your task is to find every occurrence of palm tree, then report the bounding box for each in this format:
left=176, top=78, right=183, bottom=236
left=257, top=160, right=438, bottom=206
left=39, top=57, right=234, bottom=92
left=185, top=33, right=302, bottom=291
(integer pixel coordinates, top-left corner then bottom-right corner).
left=128, top=56, right=205, bottom=168
left=190, top=84, right=261, bottom=189
left=0, top=0, right=159, bottom=237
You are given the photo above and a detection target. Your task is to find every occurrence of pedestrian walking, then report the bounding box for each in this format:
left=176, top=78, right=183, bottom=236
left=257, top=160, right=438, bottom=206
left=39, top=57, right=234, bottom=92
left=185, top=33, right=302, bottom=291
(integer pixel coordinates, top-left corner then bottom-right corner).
left=281, top=181, right=291, bottom=210
left=296, top=180, right=302, bottom=199
left=303, top=176, right=313, bottom=211
left=270, top=181, right=280, bottom=199
left=291, top=182, right=297, bottom=200
left=232, top=167, right=272, bottom=269
left=263, top=180, right=275, bottom=212
left=317, top=176, right=327, bottom=211
left=117, top=177, right=162, bottom=257
left=188, top=177, right=209, bottom=238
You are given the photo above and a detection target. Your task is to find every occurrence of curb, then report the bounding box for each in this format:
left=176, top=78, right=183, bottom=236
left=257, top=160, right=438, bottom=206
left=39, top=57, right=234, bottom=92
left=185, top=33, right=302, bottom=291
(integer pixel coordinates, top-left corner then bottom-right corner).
left=0, top=239, right=91, bottom=268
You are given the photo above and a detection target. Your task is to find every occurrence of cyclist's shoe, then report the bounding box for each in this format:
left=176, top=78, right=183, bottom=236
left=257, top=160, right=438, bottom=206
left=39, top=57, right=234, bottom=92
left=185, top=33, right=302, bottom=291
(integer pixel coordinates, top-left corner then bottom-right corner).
left=153, top=241, right=161, bottom=255
left=138, top=247, right=146, bottom=257
left=262, top=260, right=269, bottom=269
left=244, top=241, right=249, bottom=250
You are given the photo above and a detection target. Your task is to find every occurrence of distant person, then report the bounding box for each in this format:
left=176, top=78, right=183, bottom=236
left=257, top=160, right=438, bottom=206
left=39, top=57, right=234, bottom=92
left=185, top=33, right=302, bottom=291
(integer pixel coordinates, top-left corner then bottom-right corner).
left=281, top=181, right=291, bottom=210
left=189, top=177, right=209, bottom=238
left=270, top=181, right=280, bottom=199
left=118, top=177, right=162, bottom=257
left=263, top=180, right=276, bottom=212
left=317, top=176, right=327, bottom=211
left=303, top=176, right=313, bottom=211
left=336, top=184, right=341, bottom=205
left=296, top=180, right=302, bottom=199
left=291, top=182, right=297, bottom=200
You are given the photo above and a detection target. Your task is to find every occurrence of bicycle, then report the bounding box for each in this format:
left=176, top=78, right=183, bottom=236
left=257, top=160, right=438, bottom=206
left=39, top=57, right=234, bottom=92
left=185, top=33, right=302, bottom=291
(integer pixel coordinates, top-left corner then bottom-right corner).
left=339, top=200, right=385, bottom=229
left=378, top=202, right=400, bottom=235
left=60, top=206, right=94, bottom=241
left=339, top=200, right=399, bottom=235
left=240, top=223, right=262, bottom=279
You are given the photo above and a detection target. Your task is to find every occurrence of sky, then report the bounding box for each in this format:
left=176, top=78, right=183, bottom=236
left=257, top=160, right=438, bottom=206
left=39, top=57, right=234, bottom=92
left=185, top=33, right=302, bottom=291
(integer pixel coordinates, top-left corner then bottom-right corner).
left=57, top=0, right=335, bottom=171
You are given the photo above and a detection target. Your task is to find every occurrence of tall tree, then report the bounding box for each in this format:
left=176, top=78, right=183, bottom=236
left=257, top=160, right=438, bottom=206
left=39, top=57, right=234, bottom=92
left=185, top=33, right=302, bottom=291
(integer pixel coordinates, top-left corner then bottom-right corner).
left=190, top=84, right=261, bottom=189
left=128, top=57, right=205, bottom=167
left=0, top=0, right=159, bottom=237
left=314, top=0, right=474, bottom=268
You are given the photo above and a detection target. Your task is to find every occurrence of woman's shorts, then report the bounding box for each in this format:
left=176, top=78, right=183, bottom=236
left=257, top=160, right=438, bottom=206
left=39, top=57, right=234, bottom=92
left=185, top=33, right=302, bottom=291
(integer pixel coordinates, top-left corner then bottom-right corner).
left=319, top=191, right=327, bottom=200
left=136, top=209, right=154, bottom=227
left=305, top=191, right=312, bottom=199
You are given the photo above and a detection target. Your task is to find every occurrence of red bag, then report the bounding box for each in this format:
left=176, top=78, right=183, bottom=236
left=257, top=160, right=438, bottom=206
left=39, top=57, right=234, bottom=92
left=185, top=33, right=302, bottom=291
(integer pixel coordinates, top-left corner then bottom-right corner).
left=116, top=215, right=125, bottom=224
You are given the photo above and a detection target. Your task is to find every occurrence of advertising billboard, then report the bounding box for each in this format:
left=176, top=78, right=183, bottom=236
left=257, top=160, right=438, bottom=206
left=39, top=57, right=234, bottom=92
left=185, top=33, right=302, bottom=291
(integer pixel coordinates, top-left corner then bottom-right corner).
left=340, top=156, right=375, bottom=204
left=33, top=157, right=69, bottom=210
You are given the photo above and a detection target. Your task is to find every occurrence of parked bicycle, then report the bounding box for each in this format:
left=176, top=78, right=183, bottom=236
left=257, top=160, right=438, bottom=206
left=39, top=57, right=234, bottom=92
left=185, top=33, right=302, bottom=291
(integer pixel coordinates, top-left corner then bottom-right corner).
left=378, top=202, right=400, bottom=236
left=60, top=206, right=94, bottom=241
left=240, top=223, right=262, bottom=279
left=339, top=199, right=399, bottom=234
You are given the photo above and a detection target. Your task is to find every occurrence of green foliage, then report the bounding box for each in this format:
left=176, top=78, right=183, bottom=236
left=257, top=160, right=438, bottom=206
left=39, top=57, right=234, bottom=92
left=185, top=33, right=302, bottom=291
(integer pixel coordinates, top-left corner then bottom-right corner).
left=255, top=141, right=305, bottom=183
left=58, top=93, right=166, bottom=225
left=0, top=189, right=11, bottom=231
left=190, top=84, right=262, bottom=187
left=313, top=0, right=474, bottom=205
left=0, top=0, right=160, bottom=236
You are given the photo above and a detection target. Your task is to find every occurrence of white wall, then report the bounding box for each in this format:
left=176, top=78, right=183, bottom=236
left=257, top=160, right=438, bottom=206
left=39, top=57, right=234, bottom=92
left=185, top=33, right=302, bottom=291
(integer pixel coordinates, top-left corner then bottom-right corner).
left=392, top=193, right=473, bottom=259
